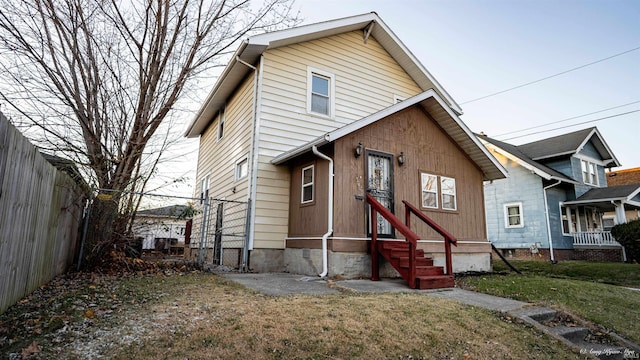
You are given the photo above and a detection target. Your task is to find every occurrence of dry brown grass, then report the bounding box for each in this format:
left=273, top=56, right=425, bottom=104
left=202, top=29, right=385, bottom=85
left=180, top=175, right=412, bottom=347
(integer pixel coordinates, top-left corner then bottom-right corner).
left=104, top=274, right=579, bottom=360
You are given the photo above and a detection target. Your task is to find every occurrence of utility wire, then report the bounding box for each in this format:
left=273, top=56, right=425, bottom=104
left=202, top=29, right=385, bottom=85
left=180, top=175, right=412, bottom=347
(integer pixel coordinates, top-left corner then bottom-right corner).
left=501, top=109, right=640, bottom=141
left=494, top=100, right=640, bottom=138
left=461, top=46, right=640, bottom=105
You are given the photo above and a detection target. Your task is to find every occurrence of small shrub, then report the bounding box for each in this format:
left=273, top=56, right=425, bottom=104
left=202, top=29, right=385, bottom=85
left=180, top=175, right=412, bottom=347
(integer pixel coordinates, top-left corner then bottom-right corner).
left=611, top=219, right=640, bottom=263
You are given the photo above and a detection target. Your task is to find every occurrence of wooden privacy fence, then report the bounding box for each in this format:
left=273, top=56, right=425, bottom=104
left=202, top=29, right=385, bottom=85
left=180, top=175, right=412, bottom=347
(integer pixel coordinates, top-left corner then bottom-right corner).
left=0, top=112, right=87, bottom=314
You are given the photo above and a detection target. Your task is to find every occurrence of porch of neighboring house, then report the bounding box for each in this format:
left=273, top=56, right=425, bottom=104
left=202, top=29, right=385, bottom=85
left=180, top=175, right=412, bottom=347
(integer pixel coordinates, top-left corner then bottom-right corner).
left=561, top=185, right=640, bottom=262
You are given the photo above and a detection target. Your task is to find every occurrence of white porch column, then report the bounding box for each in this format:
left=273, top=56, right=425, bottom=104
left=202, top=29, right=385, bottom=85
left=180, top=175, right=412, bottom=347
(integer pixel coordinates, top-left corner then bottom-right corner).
left=614, top=200, right=627, bottom=225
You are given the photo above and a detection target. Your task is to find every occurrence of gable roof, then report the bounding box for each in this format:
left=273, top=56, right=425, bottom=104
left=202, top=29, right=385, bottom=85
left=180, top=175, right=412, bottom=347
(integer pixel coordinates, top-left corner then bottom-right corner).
left=478, top=135, right=579, bottom=184
left=184, top=12, right=461, bottom=138
left=271, top=90, right=507, bottom=181
left=517, top=127, right=620, bottom=167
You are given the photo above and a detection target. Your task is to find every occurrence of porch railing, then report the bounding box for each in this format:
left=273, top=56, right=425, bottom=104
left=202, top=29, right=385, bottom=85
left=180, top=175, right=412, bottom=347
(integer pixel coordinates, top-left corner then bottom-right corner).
left=572, top=231, right=621, bottom=247
left=403, top=200, right=457, bottom=276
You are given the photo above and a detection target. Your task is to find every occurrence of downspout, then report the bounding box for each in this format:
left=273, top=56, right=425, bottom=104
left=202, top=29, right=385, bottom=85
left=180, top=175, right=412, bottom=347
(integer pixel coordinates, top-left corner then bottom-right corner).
left=312, top=145, right=333, bottom=278
left=236, top=55, right=263, bottom=255
left=543, top=180, right=562, bottom=263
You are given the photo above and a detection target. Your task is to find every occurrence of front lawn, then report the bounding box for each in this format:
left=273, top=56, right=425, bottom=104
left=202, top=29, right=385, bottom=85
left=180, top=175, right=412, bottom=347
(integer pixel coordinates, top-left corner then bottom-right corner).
left=457, top=260, right=640, bottom=344
left=1, top=271, right=579, bottom=359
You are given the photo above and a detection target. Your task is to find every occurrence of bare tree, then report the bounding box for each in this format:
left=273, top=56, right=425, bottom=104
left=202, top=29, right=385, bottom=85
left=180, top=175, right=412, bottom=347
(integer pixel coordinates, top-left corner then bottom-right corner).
left=0, top=0, right=298, bottom=268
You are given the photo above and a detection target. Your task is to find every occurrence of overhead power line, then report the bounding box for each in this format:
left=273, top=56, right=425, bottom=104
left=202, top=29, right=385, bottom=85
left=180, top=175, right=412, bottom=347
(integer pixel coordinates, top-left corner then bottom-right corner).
left=501, top=109, right=640, bottom=141
left=461, top=46, right=640, bottom=105
left=494, top=100, right=640, bottom=138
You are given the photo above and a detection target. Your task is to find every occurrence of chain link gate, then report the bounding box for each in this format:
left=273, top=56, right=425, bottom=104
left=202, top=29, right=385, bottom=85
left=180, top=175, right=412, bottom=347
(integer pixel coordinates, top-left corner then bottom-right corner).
left=77, top=189, right=250, bottom=272
left=191, top=197, right=250, bottom=271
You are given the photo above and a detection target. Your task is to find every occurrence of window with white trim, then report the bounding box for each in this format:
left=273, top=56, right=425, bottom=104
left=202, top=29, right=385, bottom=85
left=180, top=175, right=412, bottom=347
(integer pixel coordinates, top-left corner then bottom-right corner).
left=441, top=177, right=457, bottom=211
left=307, top=67, right=334, bottom=117
left=504, top=202, right=524, bottom=228
left=301, top=165, right=314, bottom=203
left=217, top=106, right=225, bottom=141
left=581, top=160, right=598, bottom=185
left=235, top=156, right=248, bottom=181
left=200, top=175, right=210, bottom=204
left=421, top=173, right=438, bottom=209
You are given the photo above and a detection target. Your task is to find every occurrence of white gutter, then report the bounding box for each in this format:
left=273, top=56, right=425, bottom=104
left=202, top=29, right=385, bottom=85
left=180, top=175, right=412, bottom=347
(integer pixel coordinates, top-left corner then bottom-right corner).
left=543, top=180, right=562, bottom=263
left=312, top=145, right=333, bottom=278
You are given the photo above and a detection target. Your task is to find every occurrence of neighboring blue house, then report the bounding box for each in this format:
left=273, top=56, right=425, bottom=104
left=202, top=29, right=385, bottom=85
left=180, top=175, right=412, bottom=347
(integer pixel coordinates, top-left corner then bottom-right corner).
left=480, top=127, right=640, bottom=262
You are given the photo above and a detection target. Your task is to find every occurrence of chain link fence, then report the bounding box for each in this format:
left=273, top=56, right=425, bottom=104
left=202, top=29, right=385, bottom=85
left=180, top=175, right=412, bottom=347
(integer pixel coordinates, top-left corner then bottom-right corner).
left=81, top=190, right=250, bottom=272
left=188, top=197, right=250, bottom=271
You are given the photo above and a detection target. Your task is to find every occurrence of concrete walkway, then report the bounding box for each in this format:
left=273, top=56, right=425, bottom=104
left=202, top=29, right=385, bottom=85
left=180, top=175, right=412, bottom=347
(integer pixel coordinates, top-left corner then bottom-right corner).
left=218, top=272, right=639, bottom=359
left=218, top=272, right=527, bottom=311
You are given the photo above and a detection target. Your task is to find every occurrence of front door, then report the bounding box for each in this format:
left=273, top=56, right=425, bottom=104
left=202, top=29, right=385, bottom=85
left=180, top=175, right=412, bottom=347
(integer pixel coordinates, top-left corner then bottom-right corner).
left=366, top=150, right=394, bottom=237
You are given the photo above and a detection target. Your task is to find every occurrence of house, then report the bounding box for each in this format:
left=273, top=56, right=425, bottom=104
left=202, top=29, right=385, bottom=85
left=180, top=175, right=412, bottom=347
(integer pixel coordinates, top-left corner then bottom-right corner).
left=606, top=167, right=640, bottom=225
left=480, top=127, right=640, bottom=262
left=185, top=12, right=507, bottom=285
left=133, top=205, right=192, bottom=255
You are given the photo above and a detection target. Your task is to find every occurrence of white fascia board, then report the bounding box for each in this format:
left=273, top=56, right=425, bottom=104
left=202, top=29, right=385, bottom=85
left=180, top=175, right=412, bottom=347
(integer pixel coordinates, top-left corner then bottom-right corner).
left=563, top=197, right=627, bottom=205
left=248, top=12, right=378, bottom=47
left=628, top=186, right=640, bottom=200
left=184, top=41, right=249, bottom=138
left=590, top=128, right=621, bottom=167
left=424, top=93, right=507, bottom=179
left=270, top=136, right=328, bottom=165
left=325, top=91, right=432, bottom=142
left=627, top=200, right=640, bottom=208
left=370, top=19, right=463, bottom=115
left=484, top=142, right=553, bottom=181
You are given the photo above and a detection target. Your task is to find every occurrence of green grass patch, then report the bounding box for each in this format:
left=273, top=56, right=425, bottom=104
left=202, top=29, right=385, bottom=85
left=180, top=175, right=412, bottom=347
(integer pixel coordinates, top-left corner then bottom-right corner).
left=458, top=260, right=640, bottom=344
left=492, top=260, right=640, bottom=287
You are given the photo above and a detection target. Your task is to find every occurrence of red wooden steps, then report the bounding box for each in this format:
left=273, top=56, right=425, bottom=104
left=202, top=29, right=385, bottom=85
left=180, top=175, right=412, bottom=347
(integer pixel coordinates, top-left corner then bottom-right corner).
left=416, top=275, right=455, bottom=289
left=377, top=241, right=454, bottom=290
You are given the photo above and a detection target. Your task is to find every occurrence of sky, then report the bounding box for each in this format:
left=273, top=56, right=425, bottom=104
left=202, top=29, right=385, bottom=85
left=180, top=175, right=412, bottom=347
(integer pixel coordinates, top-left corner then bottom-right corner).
left=162, top=0, right=640, bottom=201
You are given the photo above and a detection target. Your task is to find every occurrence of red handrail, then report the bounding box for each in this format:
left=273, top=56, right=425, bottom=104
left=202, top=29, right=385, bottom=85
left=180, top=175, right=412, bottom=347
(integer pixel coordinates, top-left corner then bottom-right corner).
left=366, top=194, right=420, bottom=288
left=403, top=200, right=457, bottom=275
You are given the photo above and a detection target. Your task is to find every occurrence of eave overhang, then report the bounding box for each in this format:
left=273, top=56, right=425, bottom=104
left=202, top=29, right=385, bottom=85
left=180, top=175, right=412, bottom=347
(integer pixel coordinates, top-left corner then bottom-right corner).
left=184, top=12, right=462, bottom=138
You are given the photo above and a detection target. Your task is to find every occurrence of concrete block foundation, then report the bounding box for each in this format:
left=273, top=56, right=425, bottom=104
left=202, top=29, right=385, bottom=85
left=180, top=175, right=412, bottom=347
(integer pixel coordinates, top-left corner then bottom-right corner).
left=284, top=248, right=491, bottom=278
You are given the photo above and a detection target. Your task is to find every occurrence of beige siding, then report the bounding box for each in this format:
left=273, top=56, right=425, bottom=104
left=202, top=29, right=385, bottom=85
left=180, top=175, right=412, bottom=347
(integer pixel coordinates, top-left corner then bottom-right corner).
left=195, top=73, right=255, bottom=202
left=252, top=31, right=427, bottom=250
left=191, top=73, right=255, bottom=252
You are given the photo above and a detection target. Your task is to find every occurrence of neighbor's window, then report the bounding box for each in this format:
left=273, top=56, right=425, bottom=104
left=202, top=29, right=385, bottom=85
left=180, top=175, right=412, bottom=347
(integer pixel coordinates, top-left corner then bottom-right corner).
left=581, top=160, right=598, bottom=186
left=235, top=156, right=248, bottom=181
left=307, top=67, right=334, bottom=117
left=421, top=173, right=438, bottom=209
left=301, top=165, right=314, bottom=203
left=441, top=177, right=457, bottom=211
left=504, top=202, right=524, bottom=228
left=561, top=205, right=577, bottom=234
left=217, top=106, right=225, bottom=140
